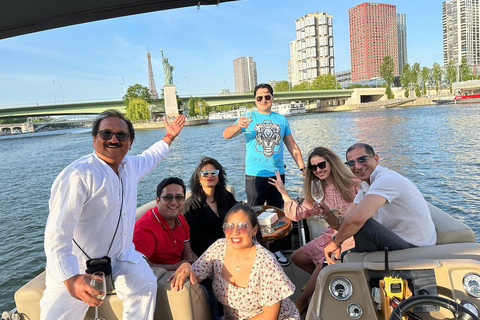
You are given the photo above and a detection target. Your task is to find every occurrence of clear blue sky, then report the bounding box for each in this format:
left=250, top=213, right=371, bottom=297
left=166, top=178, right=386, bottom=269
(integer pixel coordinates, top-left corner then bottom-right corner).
left=0, top=0, right=443, bottom=107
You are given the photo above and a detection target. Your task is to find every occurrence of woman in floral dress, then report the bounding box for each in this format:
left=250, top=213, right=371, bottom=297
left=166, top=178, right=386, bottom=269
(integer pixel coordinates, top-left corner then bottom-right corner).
left=170, top=204, right=299, bottom=320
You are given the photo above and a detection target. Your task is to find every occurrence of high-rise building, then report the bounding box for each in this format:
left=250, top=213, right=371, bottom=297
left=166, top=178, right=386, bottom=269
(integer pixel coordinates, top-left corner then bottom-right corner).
left=233, top=57, right=257, bottom=93
left=397, top=13, right=408, bottom=73
left=348, top=3, right=399, bottom=82
left=146, top=50, right=159, bottom=99
left=443, top=0, right=480, bottom=72
left=288, top=12, right=334, bottom=86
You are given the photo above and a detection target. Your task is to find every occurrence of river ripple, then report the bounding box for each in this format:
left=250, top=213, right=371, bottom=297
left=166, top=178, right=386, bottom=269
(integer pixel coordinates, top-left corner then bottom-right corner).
left=0, top=104, right=479, bottom=311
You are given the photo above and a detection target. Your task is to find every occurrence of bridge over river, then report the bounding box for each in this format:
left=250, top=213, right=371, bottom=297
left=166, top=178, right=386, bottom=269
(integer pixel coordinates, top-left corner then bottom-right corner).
left=0, top=88, right=396, bottom=118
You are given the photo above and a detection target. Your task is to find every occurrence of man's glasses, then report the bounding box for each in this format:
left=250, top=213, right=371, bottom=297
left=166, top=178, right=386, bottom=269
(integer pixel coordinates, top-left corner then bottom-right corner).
left=344, top=155, right=374, bottom=168
left=97, top=130, right=130, bottom=142
left=309, top=161, right=327, bottom=172
left=160, top=195, right=185, bottom=202
left=255, top=95, right=272, bottom=102
left=201, top=170, right=219, bottom=177
left=223, top=222, right=249, bottom=234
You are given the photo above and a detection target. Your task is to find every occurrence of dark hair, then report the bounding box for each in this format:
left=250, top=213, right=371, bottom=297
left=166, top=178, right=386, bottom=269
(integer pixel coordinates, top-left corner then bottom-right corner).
left=189, top=157, right=229, bottom=203
left=156, top=177, right=186, bottom=197
left=346, top=143, right=376, bottom=158
left=92, top=109, right=135, bottom=141
left=253, top=83, right=273, bottom=97
left=224, top=204, right=266, bottom=248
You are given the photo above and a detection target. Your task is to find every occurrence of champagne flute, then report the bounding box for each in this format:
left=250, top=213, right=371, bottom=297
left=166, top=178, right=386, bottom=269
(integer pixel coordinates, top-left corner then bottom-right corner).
left=311, top=180, right=326, bottom=219
left=90, top=271, right=106, bottom=320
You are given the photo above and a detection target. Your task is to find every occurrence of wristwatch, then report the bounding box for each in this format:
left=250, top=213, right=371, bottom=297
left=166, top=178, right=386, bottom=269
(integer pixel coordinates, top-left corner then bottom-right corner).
left=299, top=166, right=306, bottom=172
left=332, top=234, right=343, bottom=246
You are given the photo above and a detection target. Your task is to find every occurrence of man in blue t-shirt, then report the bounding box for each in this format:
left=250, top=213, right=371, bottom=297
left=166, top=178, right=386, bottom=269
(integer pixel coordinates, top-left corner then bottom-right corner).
left=223, top=83, right=306, bottom=266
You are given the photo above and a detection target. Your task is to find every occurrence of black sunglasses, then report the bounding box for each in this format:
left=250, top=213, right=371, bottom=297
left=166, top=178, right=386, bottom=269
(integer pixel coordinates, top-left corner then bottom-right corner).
left=160, top=195, right=185, bottom=202
left=309, top=161, right=327, bottom=171
left=255, top=95, right=272, bottom=102
left=344, top=155, right=374, bottom=168
left=97, top=130, right=130, bottom=142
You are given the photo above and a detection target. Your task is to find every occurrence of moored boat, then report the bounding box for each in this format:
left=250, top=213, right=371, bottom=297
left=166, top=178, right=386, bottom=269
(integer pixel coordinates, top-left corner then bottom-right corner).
left=433, top=93, right=480, bottom=105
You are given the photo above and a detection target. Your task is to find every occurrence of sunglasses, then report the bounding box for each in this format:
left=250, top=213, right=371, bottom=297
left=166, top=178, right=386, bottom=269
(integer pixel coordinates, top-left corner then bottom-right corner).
left=223, top=222, right=249, bottom=234
left=309, top=161, right=327, bottom=171
left=201, top=170, right=219, bottom=177
left=344, top=155, right=374, bottom=168
left=160, top=195, right=185, bottom=202
left=97, top=130, right=130, bottom=142
left=255, top=95, right=272, bottom=102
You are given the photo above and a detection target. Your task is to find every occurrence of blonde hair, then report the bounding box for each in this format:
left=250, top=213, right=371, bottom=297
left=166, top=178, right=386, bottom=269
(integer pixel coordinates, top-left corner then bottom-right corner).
left=303, top=147, right=359, bottom=203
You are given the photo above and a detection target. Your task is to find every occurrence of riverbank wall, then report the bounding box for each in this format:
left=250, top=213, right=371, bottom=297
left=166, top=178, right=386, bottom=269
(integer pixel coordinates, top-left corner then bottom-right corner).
left=133, top=118, right=208, bottom=130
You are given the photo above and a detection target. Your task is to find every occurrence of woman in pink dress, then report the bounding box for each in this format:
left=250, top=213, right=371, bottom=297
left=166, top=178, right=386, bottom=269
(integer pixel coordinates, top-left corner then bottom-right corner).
left=169, top=204, right=300, bottom=320
left=269, top=146, right=360, bottom=313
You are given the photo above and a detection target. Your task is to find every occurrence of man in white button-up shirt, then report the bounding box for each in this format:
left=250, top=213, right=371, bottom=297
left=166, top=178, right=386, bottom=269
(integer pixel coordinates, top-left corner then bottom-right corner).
left=40, top=109, right=185, bottom=320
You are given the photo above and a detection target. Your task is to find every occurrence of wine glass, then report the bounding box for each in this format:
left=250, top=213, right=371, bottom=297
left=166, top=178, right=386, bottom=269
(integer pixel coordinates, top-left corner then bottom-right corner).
left=311, top=180, right=326, bottom=219
left=89, top=271, right=106, bottom=320
left=244, top=111, right=253, bottom=132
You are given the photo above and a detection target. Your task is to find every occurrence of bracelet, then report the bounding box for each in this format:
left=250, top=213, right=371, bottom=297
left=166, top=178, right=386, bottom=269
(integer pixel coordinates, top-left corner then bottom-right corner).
left=332, top=234, right=343, bottom=246
left=299, top=166, right=306, bottom=171
left=164, top=133, right=175, bottom=141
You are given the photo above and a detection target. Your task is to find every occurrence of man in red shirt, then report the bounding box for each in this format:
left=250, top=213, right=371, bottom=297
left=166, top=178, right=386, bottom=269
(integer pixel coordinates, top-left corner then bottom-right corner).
left=133, top=177, right=196, bottom=272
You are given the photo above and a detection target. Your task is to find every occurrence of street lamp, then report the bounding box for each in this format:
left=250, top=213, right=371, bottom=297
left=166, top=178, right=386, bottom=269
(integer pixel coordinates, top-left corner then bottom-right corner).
left=185, top=76, right=190, bottom=96
left=121, top=78, right=126, bottom=96
left=59, top=86, right=64, bottom=104
left=53, top=80, right=57, bottom=105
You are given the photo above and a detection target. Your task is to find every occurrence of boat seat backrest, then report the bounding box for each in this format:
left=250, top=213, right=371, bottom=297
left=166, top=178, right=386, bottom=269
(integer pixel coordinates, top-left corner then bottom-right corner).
left=14, top=269, right=210, bottom=320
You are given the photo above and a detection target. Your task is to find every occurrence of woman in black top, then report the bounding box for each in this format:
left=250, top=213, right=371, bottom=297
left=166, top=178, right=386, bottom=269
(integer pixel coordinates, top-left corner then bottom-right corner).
left=185, top=157, right=238, bottom=257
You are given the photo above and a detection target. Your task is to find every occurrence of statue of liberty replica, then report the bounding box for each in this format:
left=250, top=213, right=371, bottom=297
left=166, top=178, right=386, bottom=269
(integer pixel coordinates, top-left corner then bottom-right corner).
left=161, top=49, right=174, bottom=86
left=160, top=49, right=178, bottom=116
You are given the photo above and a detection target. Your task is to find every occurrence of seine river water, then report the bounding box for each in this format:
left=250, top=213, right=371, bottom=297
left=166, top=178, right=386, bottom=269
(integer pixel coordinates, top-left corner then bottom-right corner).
left=0, top=104, right=479, bottom=311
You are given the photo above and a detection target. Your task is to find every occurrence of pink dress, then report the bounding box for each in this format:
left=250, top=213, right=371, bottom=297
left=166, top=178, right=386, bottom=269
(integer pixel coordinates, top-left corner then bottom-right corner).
left=192, top=239, right=300, bottom=320
left=284, top=182, right=359, bottom=265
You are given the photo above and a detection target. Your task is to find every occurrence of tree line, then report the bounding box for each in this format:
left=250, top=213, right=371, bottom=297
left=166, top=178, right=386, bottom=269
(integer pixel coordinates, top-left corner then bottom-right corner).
left=380, top=55, right=479, bottom=98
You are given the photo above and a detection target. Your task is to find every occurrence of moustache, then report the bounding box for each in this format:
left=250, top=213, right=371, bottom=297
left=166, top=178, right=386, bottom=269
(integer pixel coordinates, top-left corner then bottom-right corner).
left=105, top=142, right=123, bottom=148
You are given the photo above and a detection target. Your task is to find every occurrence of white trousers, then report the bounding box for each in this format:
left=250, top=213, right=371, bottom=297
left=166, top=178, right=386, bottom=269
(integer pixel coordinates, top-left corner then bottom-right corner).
left=40, top=258, right=157, bottom=320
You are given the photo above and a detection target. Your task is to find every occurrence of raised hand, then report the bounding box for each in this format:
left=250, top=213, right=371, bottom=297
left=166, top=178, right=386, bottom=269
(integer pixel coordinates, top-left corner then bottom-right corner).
left=164, top=114, right=186, bottom=138
left=268, top=170, right=290, bottom=199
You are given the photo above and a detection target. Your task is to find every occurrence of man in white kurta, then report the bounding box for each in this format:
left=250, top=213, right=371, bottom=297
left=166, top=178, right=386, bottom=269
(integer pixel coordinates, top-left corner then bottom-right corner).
left=40, top=110, right=185, bottom=320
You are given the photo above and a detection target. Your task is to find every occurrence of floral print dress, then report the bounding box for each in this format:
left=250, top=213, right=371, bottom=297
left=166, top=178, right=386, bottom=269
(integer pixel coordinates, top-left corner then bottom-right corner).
left=192, top=239, right=300, bottom=320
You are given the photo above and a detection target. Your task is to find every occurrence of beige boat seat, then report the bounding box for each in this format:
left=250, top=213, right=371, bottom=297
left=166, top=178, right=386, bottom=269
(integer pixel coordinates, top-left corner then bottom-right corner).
left=306, top=202, right=479, bottom=263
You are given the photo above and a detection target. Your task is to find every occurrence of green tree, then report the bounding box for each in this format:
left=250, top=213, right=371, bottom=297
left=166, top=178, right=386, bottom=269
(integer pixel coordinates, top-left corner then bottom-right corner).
left=274, top=81, right=290, bottom=92
left=400, top=63, right=411, bottom=98
left=187, top=97, right=210, bottom=117
left=123, top=84, right=150, bottom=106
left=291, top=82, right=310, bottom=91
left=421, top=66, right=430, bottom=95
left=311, top=74, right=339, bottom=90
left=459, top=58, right=472, bottom=82
left=379, top=55, right=395, bottom=99
left=125, top=97, right=150, bottom=121
left=411, top=63, right=421, bottom=97
left=446, top=59, right=457, bottom=94
left=432, top=62, right=442, bottom=93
